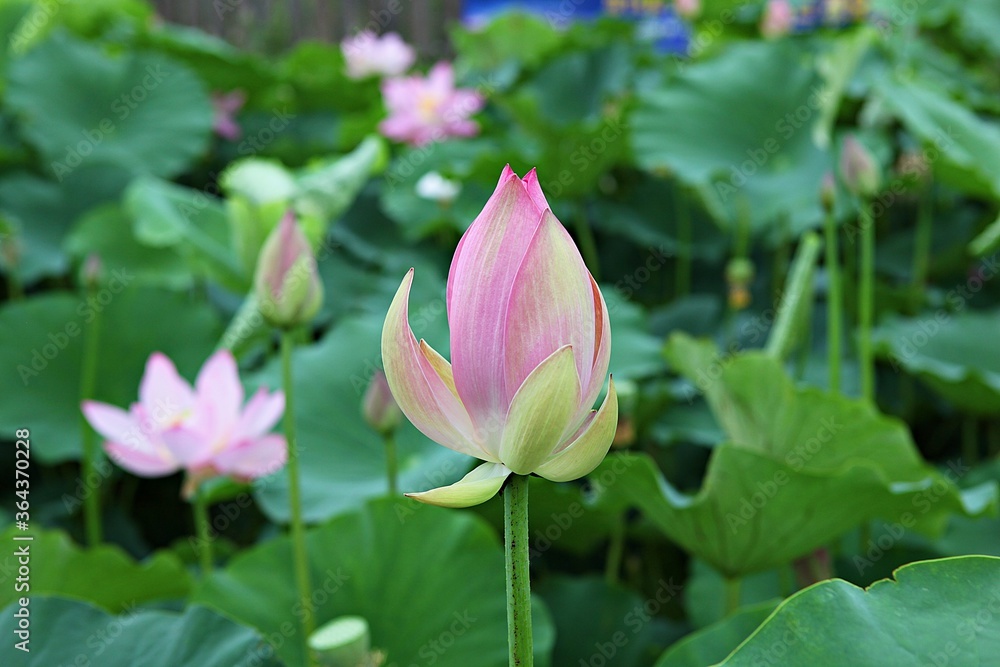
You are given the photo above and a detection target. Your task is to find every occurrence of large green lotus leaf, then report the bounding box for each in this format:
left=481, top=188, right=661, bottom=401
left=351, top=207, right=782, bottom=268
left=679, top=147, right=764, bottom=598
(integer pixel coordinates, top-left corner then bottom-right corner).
left=452, top=12, right=562, bottom=71
left=194, top=498, right=553, bottom=667
left=590, top=335, right=996, bottom=576
left=0, top=597, right=282, bottom=666
left=631, top=40, right=829, bottom=235
left=0, top=527, right=191, bottom=612
left=538, top=575, right=673, bottom=667
left=0, top=289, right=221, bottom=463
left=247, top=312, right=467, bottom=523
left=952, top=0, right=1000, bottom=56
left=656, top=600, right=780, bottom=667
left=0, top=167, right=131, bottom=284
left=873, top=311, right=1000, bottom=415
left=717, top=556, right=1000, bottom=666
left=65, top=204, right=194, bottom=290
left=877, top=74, right=1000, bottom=198
left=6, top=31, right=212, bottom=179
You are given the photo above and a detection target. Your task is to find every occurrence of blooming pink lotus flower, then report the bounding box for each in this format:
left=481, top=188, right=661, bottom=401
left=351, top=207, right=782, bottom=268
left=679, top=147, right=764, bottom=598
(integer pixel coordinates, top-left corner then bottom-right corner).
left=675, top=0, right=701, bottom=20
left=381, top=166, right=617, bottom=508
left=211, top=90, right=246, bottom=141
left=82, top=351, right=286, bottom=495
left=761, top=0, right=794, bottom=38
left=342, top=30, right=416, bottom=79
left=378, top=62, right=485, bottom=146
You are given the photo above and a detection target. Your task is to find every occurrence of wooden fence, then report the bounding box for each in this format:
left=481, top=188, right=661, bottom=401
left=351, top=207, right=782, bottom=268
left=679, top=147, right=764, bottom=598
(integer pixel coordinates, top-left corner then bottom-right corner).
left=151, top=0, right=464, bottom=56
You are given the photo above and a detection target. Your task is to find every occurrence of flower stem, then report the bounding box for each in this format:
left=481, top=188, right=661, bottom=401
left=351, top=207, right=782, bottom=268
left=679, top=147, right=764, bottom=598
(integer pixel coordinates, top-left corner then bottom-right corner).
left=825, top=210, right=843, bottom=393
left=281, top=331, right=316, bottom=667
left=911, top=186, right=933, bottom=313
left=675, top=186, right=692, bottom=298
left=384, top=432, right=398, bottom=496
left=504, top=474, right=533, bottom=667
left=80, top=291, right=103, bottom=547
left=859, top=200, right=875, bottom=402
left=765, top=233, right=821, bottom=362
left=605, top=515, right=625, bottom=586
left=193, top=493, right=213, bottom=575
left=724, top=577, right=742, bottom=616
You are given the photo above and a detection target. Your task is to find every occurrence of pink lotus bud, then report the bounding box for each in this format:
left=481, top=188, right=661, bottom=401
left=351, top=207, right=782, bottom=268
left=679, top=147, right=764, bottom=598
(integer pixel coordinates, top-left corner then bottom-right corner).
left=761, top=0, right=794, bottom=38
left=81, top=253, right=103, bottom=288
left=839, top=135, right=881, bottom=197
left=342, top=31, right=416, bottom=80
left=253, top=211, right=324, bottom=329
left=363, top=371, right=402, bottom=435
left=379, top=62, right=485, bottom=146
left=82, top=350, right=286, bottom=496
left=382, top=167, right=618, bottom=508
left=675, top=0, right=701, bottom=19
left=820, top=172, right=836, bottom=212
left=211, top=90, right=246, bottom=141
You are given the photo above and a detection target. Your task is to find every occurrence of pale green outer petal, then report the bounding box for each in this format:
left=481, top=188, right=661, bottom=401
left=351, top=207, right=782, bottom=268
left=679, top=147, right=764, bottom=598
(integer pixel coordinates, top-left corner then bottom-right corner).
left=536, top=378, right=618, bottom=483
left=499, top=345, right=581, bottom=475
left=405, top=462, right=512, bottom=508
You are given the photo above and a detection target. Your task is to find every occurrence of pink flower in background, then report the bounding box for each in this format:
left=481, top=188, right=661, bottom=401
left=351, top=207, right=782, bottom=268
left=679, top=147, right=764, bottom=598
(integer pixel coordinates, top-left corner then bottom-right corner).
left=381, top=167, right=617, bottom=508
left=761, top=0, right=794, bottom=38
left=82, top=351, right=286, bottom=494
left=211, top=90, right=246, bottom=141
left=379, top=62, right=485, bottom=146
left=675, top=0, right=701, bottom=20
left=342, top=30, right=416, bottom=79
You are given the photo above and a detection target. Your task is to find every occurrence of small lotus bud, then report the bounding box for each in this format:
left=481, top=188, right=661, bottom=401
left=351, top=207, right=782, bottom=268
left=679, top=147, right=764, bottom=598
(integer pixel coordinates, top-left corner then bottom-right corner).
left=81, top=253, right=103, bottom=289
left=363, top=371, right=402, bottom=435
left=415, top=171, right=461, bottom=206
left=675, top=0, right=701, bottom=20
left=839, top=135, right=881, bottom=197
left=1, top=235, right=20, bottom=270
left=253, top=211, right=324, bottom=329
left=896, top=151, right=930, bottom=183
left=820, top=172, right=836, bottom=213
left=725, top=257, right=755, bottom=286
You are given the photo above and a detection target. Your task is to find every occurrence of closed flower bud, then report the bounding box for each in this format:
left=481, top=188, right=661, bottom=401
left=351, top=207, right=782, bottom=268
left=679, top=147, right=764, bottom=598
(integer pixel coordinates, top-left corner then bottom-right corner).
left=363, top=371, right=402, bottom=435
left=820, top=172, right=836, bottom=213
left=254, top=211, right=324, bottom=329
left=839, top=135, right=881, bottom=197
left=81, top=253, right=103, bottom=289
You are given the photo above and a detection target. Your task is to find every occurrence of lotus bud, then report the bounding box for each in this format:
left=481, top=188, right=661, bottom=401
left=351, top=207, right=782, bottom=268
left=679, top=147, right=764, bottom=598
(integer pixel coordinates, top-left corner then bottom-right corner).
left=897, top=150, right=930, bottom=184
left=254, top=211, right=324, bottom=329
left=381, top=166, right=617, bottom=508
left=81, top=253, right=103, bottom=289
left=726, top=257, right=755, bottom=311
left=363, top=371, right=402, bottom=435
left=761, top=0, right=794, bottom=38
left=820, top=172, right=836, bottom=213
left=839, top=135, right=881, bottom=197
left=675, top=0, right=701, bottom=20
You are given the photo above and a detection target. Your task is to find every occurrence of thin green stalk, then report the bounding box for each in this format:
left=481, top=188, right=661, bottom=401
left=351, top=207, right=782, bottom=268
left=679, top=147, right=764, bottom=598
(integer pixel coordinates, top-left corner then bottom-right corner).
left=859, top=201, right=875, bottom=402
left=574, top=202, right=600, bottom=282
left=281, top=332, right=316, bottom=667
left=605, top=515, right=625, bottom=586
left=193, top=493, right=213, bottom=575
left=675, top=187, right=692, bottom=298
left=911, top=186, right=933, bottom=313
left=504, top=474, right=533, bottom=667
left=724, top=577, right=742, bottom=616
left=773, top=217, right=791, bottom=303
left=765, top=233, right=821, bottom=362
left=843, top=223, right=858, bottom=338
left=825, top=210, right=843, bottom=393
left=80, top=292, right=103, bottom=546
left=962, top=418, right=979, bottom=466
left=384, top=433, right=398, bottom=496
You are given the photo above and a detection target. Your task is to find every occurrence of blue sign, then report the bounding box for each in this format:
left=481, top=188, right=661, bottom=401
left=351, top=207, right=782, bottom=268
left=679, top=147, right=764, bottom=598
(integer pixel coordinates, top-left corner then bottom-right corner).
left=462, top=0, right=691, bottom=55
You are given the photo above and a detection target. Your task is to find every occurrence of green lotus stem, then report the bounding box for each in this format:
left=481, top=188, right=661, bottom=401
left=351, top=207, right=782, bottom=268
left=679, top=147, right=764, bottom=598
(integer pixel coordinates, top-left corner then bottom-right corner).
left=193, top=492, right=213, bottom=575
left=80, top=290, right=103, bottom=547
left=281, top=332, right=317, bottom=667
left=773, top=218, right=791, bottom=302
left=825, top=210, right=843, bottom=393
left=574, top=202, right=601, bottom=282
left=724, top=577, right=742, bottom=616
left=766, top=233, right=821, bottom=361
left=605, top=515, right=625, bottom=586
left=962, top=418, right=979, bottom=465
left=911, top=186, right=933, bottom=313
left=675, top=186, right=692, bottom=298
left=859, top=201, right=875, bottom=402
left=504, top=474, right=533, bottom=666
left=384, top=432, right=398, bottom=496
